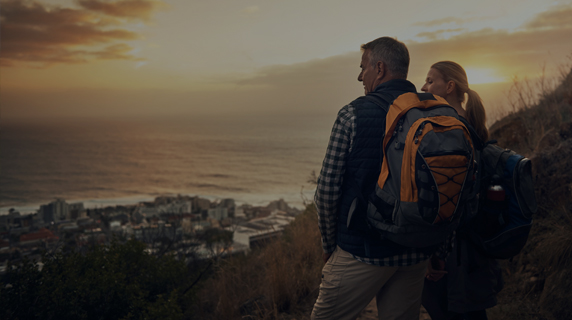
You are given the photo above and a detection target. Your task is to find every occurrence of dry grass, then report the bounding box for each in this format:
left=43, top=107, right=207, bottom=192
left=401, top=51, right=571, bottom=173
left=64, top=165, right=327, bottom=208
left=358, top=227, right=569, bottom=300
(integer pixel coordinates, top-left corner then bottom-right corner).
left=195, top=205, right=323, bottom=320
left=486, top=65, right=572, bottom=320
left=536, top=209, right=572, bottom=271
left=488, top=204, right=572, bottom=320
left=488, top=64, right=572, bottom=156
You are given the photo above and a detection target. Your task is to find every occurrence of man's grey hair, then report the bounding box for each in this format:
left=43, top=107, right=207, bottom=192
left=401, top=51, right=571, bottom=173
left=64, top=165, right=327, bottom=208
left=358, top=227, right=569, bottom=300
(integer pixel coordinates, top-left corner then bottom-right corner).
left=361, top=37, right=409, bottom=79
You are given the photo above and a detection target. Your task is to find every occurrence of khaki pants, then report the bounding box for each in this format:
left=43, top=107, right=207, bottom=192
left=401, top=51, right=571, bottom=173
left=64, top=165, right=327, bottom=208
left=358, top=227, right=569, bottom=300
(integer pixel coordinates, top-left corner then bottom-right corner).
left=311, top=246, right=428, bottom=320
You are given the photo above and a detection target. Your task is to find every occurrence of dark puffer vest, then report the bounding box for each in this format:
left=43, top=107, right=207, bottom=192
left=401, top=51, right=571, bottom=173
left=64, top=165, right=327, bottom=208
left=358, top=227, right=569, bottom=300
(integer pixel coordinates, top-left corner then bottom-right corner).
left=336, top=79, right=436, bottom=259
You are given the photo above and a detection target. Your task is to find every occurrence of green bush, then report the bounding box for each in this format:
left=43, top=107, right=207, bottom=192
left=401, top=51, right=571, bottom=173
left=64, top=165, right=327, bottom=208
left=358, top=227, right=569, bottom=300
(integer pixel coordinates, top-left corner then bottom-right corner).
left=0, top=239, right=188, bottom=320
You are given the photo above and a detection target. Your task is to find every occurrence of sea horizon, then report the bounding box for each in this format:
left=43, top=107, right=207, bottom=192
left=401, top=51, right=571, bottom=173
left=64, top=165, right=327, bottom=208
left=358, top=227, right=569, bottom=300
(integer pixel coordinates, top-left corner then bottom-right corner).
left=0, top=113, right=333, bottom=216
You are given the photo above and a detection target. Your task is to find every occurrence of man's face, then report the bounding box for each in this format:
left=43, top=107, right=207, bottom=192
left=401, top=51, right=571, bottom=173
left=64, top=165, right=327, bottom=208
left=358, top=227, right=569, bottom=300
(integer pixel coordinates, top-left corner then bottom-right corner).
left=358, top=50, right=379, bottom=95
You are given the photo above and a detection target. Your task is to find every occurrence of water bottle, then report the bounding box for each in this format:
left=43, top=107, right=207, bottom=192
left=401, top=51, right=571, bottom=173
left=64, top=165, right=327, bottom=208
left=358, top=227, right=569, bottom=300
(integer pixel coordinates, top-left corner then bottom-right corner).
left=484, top=175, right=507, bottom=233
left=487, top=184, right=505, bottom=202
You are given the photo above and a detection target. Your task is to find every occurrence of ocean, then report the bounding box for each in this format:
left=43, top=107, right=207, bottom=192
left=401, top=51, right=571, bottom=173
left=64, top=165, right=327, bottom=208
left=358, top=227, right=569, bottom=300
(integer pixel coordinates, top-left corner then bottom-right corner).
left=0, top=114, right=337, bottom=214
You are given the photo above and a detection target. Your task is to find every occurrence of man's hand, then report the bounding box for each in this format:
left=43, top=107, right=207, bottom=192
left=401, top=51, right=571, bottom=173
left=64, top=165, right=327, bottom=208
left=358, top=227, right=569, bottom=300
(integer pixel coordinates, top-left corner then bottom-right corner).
left=425, top=256, right=447, bottom=281
left=322, top=252, right=332, bottom=264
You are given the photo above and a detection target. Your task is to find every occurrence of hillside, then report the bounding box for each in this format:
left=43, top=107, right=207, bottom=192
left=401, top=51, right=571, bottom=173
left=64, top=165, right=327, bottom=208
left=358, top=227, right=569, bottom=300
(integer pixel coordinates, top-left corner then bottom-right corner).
left=485, top=68, right=572, bottom=320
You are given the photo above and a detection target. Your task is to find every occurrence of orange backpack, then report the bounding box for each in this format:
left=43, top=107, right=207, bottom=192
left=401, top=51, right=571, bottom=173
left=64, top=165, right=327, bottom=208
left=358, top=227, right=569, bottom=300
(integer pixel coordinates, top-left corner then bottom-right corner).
left=366, top=92, right=478, bottom=247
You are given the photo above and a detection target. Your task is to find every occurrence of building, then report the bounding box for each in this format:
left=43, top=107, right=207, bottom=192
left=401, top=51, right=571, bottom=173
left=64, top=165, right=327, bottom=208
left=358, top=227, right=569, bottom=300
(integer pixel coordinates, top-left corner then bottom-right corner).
left=208, top=207, right=228, bottom=220
left=40, top=198, right=69, bottom=222
left=125, top=222, right=179, bottom=244
left=77, top=228, right=106, bottom=247
left=109, top=221, right=122, bottom=232
left=136, top=202, right=158, bottom=219
left=157, top=201, right=192, bottom=215
left=19, top=228, right=59, bottom=247
left=0, top=209, right=23, bottom=230
left=191, top=196, right=211, bottom=214
left=218, top=198, right=236, bottom=217
left=69, top=202, right=86, bottom=220
left=232, top=211, right=295, bottom=250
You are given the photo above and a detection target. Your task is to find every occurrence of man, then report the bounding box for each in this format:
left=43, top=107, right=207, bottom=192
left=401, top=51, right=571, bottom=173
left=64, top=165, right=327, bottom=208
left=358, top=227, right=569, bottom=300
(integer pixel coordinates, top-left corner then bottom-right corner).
left=312, top=37, right=447, bottom=320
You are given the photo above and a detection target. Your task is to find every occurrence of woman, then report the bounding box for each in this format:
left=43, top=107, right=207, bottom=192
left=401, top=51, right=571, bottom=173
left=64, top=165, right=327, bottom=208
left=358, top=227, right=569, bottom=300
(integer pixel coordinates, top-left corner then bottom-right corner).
left=420, top=61, right=503, bottom=320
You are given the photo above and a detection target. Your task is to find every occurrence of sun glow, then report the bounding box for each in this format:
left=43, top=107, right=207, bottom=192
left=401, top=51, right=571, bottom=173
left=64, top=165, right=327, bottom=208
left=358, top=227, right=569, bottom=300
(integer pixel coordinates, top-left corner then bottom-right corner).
left=464, top=68, right=506, bottom=85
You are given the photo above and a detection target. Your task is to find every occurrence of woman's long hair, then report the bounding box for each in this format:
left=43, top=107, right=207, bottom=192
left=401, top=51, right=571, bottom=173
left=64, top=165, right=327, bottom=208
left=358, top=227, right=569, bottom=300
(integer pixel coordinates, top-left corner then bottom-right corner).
left=431, top=61, right=489, bottom=142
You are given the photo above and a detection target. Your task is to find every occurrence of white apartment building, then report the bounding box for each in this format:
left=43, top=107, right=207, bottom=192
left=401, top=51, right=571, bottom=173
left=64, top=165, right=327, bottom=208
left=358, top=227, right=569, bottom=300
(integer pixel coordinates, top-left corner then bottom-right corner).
left=232, top=211, right=294, bottom=250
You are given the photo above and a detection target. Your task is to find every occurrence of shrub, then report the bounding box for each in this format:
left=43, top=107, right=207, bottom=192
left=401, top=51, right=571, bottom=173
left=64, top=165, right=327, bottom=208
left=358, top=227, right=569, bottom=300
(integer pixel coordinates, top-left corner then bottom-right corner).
left=0, top=239, right=188, bottom=320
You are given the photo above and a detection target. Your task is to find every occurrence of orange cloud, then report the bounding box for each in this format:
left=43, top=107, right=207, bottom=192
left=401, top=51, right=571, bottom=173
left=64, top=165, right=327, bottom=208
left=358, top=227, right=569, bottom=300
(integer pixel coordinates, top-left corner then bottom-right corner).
left=524, top=4, right=572, bottom=29
left=78, top=0, right=167, bottom=21
left=416, top=28, right=466, bottom=40
left=223, top=5, right=572, bottom=119
left=407, top=26, right=571, bottom=81
left=92, top=43, right=146, bottom=60
left=0, top=0, right=164, bottom=67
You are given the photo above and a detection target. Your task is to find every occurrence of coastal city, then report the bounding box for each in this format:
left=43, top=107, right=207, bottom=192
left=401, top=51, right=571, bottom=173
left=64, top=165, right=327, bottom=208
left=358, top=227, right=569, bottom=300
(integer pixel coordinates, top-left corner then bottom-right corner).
left=0, top=195, right=302, bottom=274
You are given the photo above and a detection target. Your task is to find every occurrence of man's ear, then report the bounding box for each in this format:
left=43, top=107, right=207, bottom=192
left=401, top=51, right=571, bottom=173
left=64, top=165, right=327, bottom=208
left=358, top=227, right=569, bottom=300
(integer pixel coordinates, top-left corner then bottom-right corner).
left=376, top=61, right=385, bottom=80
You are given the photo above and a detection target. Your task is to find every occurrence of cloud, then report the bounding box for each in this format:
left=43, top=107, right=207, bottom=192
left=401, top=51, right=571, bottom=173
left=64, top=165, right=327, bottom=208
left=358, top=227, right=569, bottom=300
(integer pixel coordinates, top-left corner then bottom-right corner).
left=2, top=3, right=571, bottom=119
left=0, top=0, right=165, bottom=67
left=78, top=0, right=167, bottom=21
left=413, top=15, right=498, bottom=28
left=236, top=52, right=359, bottom=87
left=241, top=4, right=570, bottom=90
left=220, top=5, right=572, bottom=117
left=413, top=17, right=466, bottom=27
left=524, top=4, right=572, bottom=30
left=407, top=26, right=572, bottom=81
left=416, top=28, right=466, bottom=40
left=92, top=43, right=145, bottom=60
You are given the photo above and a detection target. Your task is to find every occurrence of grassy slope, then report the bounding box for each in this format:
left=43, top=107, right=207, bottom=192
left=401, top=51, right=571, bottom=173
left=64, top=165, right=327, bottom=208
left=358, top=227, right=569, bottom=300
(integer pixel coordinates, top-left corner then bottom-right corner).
left=486, top=69, right=572, bottom=320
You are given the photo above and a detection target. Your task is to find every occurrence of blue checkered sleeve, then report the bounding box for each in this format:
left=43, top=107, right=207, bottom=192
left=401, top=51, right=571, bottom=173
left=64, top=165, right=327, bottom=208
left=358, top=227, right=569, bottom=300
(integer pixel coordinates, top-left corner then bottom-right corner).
left=314, top=104, right=356, bottom=254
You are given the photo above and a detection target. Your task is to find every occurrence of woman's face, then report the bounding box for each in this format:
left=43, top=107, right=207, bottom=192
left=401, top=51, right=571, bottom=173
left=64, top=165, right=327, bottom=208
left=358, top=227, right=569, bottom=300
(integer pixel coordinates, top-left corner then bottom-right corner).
left=421, top=68, right=449, bottom=99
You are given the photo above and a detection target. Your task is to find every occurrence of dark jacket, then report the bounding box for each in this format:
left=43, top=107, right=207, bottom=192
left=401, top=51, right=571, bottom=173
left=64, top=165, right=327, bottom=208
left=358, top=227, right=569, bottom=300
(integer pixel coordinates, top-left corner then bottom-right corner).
left=336, top=79, right=437, bottom=259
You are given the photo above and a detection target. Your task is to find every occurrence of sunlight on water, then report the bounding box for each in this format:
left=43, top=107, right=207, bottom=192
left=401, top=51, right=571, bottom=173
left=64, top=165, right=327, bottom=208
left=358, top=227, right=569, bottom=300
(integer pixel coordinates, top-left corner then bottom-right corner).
left=0, top=114, right=334, bottom=213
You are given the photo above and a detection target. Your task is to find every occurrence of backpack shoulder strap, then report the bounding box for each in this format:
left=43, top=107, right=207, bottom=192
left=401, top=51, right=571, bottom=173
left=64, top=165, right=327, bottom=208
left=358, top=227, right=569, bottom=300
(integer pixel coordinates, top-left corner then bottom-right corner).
left=416, top=92, right=438, bottom=101
left=363, top=93, right=391, bottom=113
left=458, top=117, right=485, bottom=151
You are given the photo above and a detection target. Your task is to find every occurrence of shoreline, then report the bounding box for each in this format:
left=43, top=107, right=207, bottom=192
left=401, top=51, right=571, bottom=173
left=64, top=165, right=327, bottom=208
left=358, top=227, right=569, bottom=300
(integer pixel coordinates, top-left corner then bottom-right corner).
left=0, top=190, right=313, bottom=216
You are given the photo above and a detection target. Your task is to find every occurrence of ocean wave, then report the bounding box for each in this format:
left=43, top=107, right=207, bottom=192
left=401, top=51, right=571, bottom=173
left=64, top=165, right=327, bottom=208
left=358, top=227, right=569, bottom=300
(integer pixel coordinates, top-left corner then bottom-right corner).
left=199, top=173, right=234, bottom=179
left=189, top=182, right=250, bottom=193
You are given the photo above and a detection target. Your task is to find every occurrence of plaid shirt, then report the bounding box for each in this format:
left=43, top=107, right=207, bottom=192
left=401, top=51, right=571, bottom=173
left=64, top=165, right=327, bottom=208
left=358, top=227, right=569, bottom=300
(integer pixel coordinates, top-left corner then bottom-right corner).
left=315, top=103, right=451, bottom=266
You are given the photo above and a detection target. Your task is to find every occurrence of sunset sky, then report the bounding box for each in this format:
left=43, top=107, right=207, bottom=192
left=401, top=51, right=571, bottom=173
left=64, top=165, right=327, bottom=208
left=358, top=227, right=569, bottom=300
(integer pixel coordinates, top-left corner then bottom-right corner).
left=1, top=0, right=571, bottom=120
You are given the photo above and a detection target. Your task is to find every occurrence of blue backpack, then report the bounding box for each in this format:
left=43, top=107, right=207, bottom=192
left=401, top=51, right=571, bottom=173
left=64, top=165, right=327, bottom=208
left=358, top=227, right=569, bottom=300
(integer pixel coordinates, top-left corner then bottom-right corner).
left=466, top=142, right=538, bottom=259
